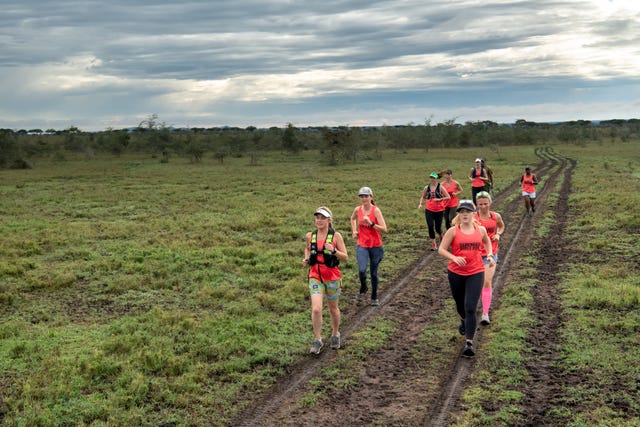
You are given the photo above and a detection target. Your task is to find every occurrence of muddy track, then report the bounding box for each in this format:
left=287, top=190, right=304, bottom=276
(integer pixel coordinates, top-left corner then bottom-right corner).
left=518, top=155, right=577, bottom=423
left=233, top=147, right=575, bottom=426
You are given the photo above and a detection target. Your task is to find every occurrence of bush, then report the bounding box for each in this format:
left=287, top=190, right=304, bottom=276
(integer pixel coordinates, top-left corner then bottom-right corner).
left=10, top=158, right=33, bottom=169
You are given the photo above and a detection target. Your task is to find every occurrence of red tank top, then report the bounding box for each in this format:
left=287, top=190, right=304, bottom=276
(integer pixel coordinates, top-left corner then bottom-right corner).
left=424, top=184, right=446, bottom=212
left=357, top=206, right=383, bottom=248
left=471, top=167, right=485, bottom=188
left=442, top=180, right=459, bottom=208
left=447, top=225, right=485, bottom=276
left=522, top=173, right=536, bottom=193
left=474, top=211, right=498, bottom=255
left=308, top=236, right=342, bottom=281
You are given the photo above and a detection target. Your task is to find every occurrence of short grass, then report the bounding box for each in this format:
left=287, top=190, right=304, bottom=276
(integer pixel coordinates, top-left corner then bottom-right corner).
left=1, top=142, right=637, bottom=425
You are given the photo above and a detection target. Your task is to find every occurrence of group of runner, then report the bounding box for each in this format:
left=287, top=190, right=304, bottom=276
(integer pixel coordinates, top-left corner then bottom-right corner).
left=302, top=159, right=536, bottom=357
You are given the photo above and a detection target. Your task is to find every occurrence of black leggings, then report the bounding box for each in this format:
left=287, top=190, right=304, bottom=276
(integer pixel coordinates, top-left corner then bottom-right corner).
left=471, top=186, right=484, bottom=205
left=448, top=270, right=484, bottom=341
left=443, top=206, right=456, bottom=230
left=424, top=209, right=444, bottom=239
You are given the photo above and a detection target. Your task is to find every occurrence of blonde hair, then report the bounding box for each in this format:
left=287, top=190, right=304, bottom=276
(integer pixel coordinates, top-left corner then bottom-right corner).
left=315, top=206, right=334, bottom=225
left=451, top=212, right=482, bottom=227
left=476, top=191, right=492, bottom=203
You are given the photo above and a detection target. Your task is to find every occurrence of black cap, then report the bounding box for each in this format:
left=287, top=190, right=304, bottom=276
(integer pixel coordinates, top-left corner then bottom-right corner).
left=456, top=200, right=476, bottom=212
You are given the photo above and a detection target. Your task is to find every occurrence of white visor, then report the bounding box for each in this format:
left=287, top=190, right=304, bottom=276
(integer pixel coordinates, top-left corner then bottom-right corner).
left=314, top=208, right=332, bottom=218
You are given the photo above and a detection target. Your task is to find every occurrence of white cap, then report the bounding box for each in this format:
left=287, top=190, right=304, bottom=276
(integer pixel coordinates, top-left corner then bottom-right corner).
left=475, top=158, right=482, bottom=162
left=358, top=186, right=373, bottom=196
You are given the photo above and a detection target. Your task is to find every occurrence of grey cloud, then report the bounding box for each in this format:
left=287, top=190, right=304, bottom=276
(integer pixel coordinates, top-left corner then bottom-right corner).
left=1, top=0, right=639, bottom=130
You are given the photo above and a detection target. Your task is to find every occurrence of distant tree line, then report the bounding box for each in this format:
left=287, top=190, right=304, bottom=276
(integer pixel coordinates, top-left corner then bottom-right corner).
left=1, top=117, right=638, bottom=168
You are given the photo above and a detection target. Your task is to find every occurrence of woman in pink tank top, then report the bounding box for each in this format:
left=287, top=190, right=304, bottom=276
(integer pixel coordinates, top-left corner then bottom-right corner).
left=418, top=171, right=450, bottom=251
left=438, top=200, right=494, bottom=358
left=468, top=158, right=489, bottom=205
left=519, top=165, right=539, bottom=216
left=350, top=186, right=387, bottom=306
left=302, top=206, right=349, bottom=354
left=440, top=168, right=463, bottom=230
left=474, top=191, right=505, bottom=326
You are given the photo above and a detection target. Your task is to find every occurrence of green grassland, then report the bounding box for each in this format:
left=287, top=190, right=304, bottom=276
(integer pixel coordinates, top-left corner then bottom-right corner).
left=1, top=141, right=639, bottom=425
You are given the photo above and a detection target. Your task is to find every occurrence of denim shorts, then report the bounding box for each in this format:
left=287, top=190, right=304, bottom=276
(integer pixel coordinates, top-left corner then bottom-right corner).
left=482, top=254, right=499, bottom=265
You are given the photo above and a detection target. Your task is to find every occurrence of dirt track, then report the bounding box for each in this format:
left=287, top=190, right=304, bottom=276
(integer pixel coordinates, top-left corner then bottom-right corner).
left=234, top=147, right=575, bottom=426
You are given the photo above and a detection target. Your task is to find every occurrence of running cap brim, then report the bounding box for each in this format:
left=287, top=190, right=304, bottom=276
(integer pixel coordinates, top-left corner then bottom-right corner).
left=456, top=200, right=476, bottom=212
left=314, top=208, right=332, bottom=218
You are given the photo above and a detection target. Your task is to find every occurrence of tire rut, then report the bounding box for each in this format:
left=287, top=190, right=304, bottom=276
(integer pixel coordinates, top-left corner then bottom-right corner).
left=519, top=156, right=577, bottom=423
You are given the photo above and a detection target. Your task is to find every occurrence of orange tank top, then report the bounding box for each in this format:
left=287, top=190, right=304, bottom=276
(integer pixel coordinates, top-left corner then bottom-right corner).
left=447, top=225, right=485, bottom=276
left=424, top=184, right=446, bottom=212
left=522, top=173, right=536, bottom=193
left=471, top=167, right=485, bottom=188
left=308, top=236, right=342, bottom=282
left=474, top=212, right=498, bottom=255
left=442, top=180, right=459, bottom=208
left=357, top=206, right=383, bottom=248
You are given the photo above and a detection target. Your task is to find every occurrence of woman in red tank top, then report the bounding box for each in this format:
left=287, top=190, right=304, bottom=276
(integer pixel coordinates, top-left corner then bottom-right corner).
left=440, top=168, right=463, bottom=231
left=519, top=165, right=539, bottom=216
left=468, top=158, right=489, bottom=205
left=474, top=191, right=505, bottom=326
left=350, top=186, right=388, bottom=306
left=418, top=171, right=450, bottom=251
left=302, top=206, right=349, bottom=354
left=438, top=200, right=495, bottom=358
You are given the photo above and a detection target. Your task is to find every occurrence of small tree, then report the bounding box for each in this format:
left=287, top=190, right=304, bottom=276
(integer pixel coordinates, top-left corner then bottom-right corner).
left=282, top=123, right=302, bottom=153
left=137, top=114, right=173, bottom=161
left=0, top=130, right=19, bottom=168
left=322, top=127, right=354, bottom=165
left=100, top=129, right=130, bottom=156
left=184, top=135, right=205, bottom=163
left=249, top=130, right=263, bottom=165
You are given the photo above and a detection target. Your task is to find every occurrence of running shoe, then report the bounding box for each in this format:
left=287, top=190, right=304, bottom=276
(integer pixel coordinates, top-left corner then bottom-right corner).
left=330, top=333, right=341, bottom=350
left=431, top=241, right=438, bottom=251
left=371, top=299, right=380, bottom=306
left=481, top=314, right=491, bottom=325
left=462, top=342, right=475, bottom=358
left=309, top=339, right=323, bottom=354
left=531, top=206, right=536, bottom=213
left=356, top=292, right=365, bottom=302
left=458, top=319, right=465, bottom=335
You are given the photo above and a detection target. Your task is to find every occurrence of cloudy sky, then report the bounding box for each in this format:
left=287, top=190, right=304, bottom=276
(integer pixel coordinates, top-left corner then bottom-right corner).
left=2, top=0, right=639, bottom=131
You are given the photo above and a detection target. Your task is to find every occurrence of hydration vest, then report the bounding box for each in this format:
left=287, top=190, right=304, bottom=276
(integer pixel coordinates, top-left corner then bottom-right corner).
left=425, top=183, right=442, bottom=200
left=471, top=167, right=485, bottom=178
left=309, top=228, right=340, bottom=268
